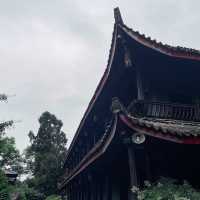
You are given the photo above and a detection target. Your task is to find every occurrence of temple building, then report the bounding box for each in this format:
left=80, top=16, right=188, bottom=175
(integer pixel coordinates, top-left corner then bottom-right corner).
left=59, top=8, right=200, bottom=200
left=4, top=170, right=18, bottom=184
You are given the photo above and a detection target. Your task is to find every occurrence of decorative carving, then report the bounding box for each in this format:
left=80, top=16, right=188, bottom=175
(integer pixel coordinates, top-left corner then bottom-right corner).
left=124, top=49, right=132, bottom=67
left=111, top=97, right=128, bottom=114
left=111, top=97, right=123, bottom=114
left=118, top=33, right=133, bottom=67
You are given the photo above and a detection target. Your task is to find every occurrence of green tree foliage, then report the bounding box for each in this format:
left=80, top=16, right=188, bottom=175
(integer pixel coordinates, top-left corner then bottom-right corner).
left=0, top=96, right=21, bottom=173
left=0, top=94, right=24, bottom=199
left=11, top=181, right=44, bottom=200
left=137, top=178, right=200, bottom=200
left=0, top=121, right=13, bottom=135
left=0, top=170, right=9, bottom=200
left=25, top=111, right=67, bottom=197
left=0, top=136, right=23, bottom=174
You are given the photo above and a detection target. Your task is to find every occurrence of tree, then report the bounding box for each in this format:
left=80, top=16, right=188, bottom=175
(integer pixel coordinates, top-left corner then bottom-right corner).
left=0, top=170, right=9, bottom=199
left=25, top=111, right=67, bottom=197
left=0, top=94, right=24, bottom=199
left=0, top=136, right=23, bottom=174
left=0, top=122, right=23, bottom=175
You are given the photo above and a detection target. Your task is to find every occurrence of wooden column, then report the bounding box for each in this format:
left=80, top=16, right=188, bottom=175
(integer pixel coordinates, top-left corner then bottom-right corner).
left=67, top=186, right=70, bottom=200
left=77, top=184, right=79, bottom=200
left=111, top=182, right=120, bottom=200
left=90, top=180, right=95, bottom=200
left=80, top=177, right=83, bottom=200
left=96, top=180, right=100, bottom=200
left=87, top=174, right=91, bottom=200
left=128, top=145, right=138, bottom=200
left=145, top=147, right=152, bottom=182
left=91, top=175, right=98, bottom=200
left=73, top=182, right=76, bottom=200
left=97, top=178, right=103, bottom=200
left=85, top=184, right=88, bottom=200
left=68, top=185, right=71, bottom=200
left=102, top=175, right=111, bottom=200
left=94, top=181, right=98, bottom=200
left=82, top=181, right=86, bottom=200
left=71, top=184, right=74, bottom=200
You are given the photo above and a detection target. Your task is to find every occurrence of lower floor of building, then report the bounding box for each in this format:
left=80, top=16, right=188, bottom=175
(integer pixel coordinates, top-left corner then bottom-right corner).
left=61, top=128, right=200, bottom=200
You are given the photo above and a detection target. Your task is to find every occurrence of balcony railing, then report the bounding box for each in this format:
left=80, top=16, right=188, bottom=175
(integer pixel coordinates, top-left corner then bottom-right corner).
left=129, top=100, right=200, bottom=122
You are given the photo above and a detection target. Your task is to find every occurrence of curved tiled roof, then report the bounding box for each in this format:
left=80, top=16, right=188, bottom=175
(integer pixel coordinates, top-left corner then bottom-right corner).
left=119, top=113, right=200, bottom=144
left=120, top=23, right=200, bottom=61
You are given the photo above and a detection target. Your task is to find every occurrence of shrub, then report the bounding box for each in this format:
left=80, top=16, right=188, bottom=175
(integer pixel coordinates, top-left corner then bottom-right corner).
left=0, top=170, right=10, bottom=200
left=137, top=178, right=200, bottom=200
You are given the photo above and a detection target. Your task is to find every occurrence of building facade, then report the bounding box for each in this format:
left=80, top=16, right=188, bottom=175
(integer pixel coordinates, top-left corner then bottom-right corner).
left=59, top=8, right=200, bottom=200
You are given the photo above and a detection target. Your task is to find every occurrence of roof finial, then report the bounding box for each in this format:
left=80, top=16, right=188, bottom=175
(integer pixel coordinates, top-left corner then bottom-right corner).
left=114, top=7, right=124, bottom=24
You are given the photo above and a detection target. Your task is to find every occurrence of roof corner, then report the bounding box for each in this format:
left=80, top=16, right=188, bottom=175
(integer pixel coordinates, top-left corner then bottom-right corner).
left=114, top=7, right=124, bottom=25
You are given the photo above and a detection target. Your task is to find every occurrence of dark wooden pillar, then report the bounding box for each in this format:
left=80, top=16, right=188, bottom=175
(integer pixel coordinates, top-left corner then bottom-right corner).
left=97, top=178, right=103, bottom=200
left=96, top=180, right=100, bottom=200
left=85, top=184, right=89, bottom=200
left=102, top=175, right=111, bottom=200
left=128, top=145, right=138, bottom=200
left=80, top=180, right=84, bottom=200
left=90, top=180, right=95, bottom=200
left=90, top=173, right=98, bottom=200
left=68, top=185, right=70, bottom=200
left=77, top=184, right=80, bottom=200
left=71, top=184, right=74, bottom=200
left=111, top=181, right=120, bottom=200
left=66, top=186, right=70, bottom=200
left=87, top=174, right=91, bottom=200
left=73, top=182, right=76, bottom=200
left=144, top=147, right=152, bottom=182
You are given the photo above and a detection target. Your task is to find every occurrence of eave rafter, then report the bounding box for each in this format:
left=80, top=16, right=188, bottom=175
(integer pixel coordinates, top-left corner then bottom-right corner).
left=59, top=116, right=118, bottom=189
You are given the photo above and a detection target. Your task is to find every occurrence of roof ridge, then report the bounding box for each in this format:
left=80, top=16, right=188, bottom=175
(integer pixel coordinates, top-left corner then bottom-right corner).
left=114, top=7, right=124, bottom=25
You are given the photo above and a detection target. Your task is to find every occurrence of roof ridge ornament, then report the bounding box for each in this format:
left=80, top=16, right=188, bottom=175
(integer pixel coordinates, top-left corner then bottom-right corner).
left=114, top=7, right=124, bottom=25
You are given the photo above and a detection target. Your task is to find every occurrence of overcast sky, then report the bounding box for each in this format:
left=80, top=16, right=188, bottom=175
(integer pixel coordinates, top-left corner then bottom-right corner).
left=0, top=0, right=199, bottom=152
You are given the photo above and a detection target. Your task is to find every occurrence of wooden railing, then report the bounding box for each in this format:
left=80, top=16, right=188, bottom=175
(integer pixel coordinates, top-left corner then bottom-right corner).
left=129, top=100, right=200, bottom=121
